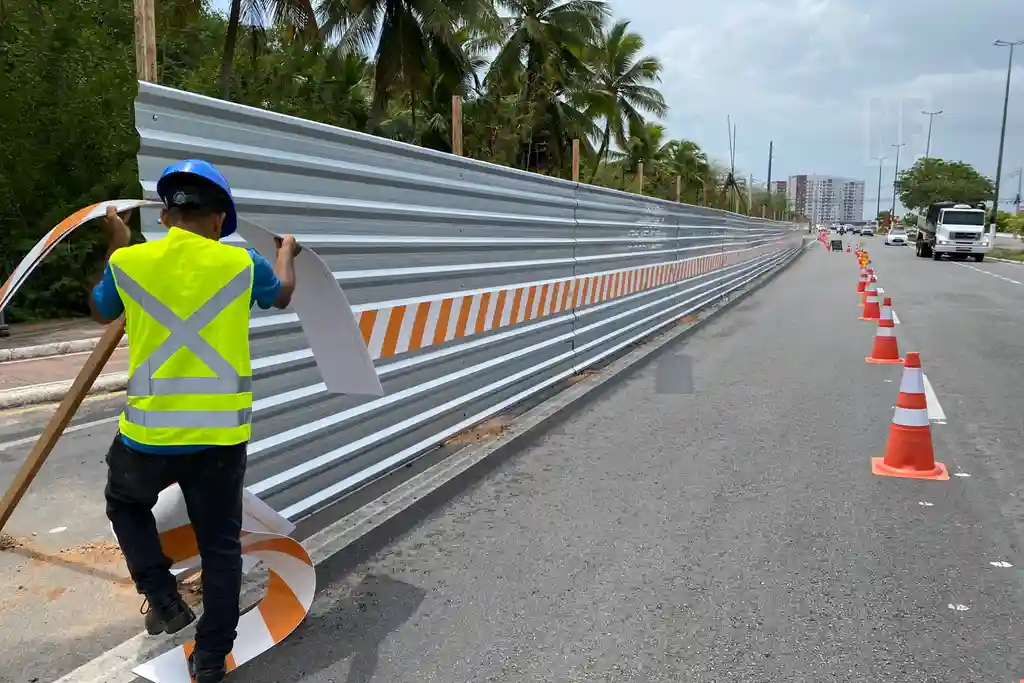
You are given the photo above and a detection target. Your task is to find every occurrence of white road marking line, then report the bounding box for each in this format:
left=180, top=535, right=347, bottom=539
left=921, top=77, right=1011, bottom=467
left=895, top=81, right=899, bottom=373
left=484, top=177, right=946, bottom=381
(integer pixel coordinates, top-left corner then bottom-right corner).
left=921, top=373, right=946, bottom=423
left=918, top=501, right=934, bottom=507
left=957, top=262, right=1023, bottom=285
left=954, top=472, right=971, bottom=478
left=989, top=561, right=1013, bottom=568
left=891, top=310, right=900, bottom=325
left=947, top=603, right=970, bottom=612
left=0, top=414, right=119, bottom=452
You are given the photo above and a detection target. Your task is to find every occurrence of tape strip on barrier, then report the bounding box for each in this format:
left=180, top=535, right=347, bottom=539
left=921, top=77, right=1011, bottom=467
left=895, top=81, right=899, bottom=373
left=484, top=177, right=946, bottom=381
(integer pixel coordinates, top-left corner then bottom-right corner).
left=130, top=484, right=315, bottom=683
left=0, top=199, right=156, bottom=313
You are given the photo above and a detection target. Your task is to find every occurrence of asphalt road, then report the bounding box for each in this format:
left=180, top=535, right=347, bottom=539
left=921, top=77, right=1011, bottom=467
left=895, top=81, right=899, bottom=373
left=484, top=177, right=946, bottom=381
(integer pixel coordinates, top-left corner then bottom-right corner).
left=5, top=239, right=1024, bottom=681
left=223, top=240, right=1020, bottom=682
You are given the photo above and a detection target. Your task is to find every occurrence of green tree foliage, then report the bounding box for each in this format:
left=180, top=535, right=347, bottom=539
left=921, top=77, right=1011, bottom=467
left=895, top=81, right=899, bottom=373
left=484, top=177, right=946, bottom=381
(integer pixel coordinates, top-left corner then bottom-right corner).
left=0, top=0, right=759, bottom=322
left=895, top=158, right=995, bottom=211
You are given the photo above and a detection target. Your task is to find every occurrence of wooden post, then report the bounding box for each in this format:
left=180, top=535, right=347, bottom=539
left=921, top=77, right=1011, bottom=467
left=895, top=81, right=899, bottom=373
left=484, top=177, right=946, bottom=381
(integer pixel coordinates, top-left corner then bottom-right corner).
left=675, top=175, right=682, bottom=203
left=451, top=95, right=463, bottom=156
left=133, top=0, right=157, bottom=82
left=638, top=162, right=644, bottom=194
left=571, top=139, right=580, bottom=182
left=0, top=319, right=125, bottom=532
left=0, top=1, right=157, bottom=533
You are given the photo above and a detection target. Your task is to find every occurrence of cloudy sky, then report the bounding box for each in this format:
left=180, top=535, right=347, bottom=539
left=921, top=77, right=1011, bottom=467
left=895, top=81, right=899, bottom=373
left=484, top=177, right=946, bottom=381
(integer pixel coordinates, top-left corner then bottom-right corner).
left=616, top=0, right=1024, bottom=217
left=210, top=0, right=1024, bottom=217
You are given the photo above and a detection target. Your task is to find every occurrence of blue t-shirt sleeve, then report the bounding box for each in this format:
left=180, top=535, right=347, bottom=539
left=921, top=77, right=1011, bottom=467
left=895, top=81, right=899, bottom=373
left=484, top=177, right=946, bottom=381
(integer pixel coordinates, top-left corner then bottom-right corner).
left=92, top=265, right=125, bottom=320
left=249, top=249, right=282, bottom=310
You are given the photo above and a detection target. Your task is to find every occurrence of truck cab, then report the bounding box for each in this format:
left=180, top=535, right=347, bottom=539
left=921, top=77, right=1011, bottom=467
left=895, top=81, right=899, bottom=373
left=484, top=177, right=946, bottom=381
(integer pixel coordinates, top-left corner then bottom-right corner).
left=915, top=201, right=990, bottom=262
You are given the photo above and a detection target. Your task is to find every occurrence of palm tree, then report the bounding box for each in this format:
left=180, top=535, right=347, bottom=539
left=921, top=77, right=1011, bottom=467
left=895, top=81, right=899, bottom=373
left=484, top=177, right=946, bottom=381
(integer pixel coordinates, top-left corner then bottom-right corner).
left=318, top=0, right=496, bottom=127
left=486, top=0, right=608, bottom=170
left=664, top=139, right=709, bottom=202
left=218, top=0, right=318, bottom=99
left=487, top=0, right=608, bottom=88
left=585, top=19, right=666, bottom=182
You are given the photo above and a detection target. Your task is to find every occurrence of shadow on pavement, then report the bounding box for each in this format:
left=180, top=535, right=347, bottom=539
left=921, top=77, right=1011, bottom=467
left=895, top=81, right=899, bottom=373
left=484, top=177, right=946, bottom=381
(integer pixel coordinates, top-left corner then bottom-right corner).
left=233, top=572, right=426, bottom=683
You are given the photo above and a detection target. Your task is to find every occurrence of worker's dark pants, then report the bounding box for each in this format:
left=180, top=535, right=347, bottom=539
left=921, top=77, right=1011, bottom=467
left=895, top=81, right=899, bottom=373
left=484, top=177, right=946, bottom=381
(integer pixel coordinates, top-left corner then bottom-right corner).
left=104, top=436, right=246, bottom=658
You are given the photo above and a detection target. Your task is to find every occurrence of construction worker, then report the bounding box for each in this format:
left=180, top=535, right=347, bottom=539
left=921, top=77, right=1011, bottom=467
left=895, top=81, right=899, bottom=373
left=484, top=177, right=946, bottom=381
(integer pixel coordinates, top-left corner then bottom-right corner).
left=89, top=159, right=299, bottom=683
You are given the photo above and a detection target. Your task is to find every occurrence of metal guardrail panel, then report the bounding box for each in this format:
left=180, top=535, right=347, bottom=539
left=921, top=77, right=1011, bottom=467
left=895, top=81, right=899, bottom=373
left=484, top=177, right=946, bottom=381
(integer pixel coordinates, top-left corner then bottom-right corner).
left=133, top=82, right=801, bottom=522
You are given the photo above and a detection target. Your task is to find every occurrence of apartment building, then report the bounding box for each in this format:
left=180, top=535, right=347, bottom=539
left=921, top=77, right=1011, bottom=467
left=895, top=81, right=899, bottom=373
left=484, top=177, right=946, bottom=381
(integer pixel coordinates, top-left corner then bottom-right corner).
left=787, top=174, right=865, bottom=223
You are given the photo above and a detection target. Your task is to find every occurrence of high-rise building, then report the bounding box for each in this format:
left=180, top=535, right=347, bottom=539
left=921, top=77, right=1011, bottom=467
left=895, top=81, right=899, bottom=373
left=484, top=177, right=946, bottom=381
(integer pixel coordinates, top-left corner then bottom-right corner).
left=787, top=175, right=865, bottom=223
left=772, top=180, right=787, bottom=196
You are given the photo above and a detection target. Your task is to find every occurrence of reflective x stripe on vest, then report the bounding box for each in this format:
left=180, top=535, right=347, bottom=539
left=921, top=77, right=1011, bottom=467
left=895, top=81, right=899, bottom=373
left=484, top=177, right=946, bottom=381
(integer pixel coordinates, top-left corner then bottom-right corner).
left=111, top=264, right=253, bottom=429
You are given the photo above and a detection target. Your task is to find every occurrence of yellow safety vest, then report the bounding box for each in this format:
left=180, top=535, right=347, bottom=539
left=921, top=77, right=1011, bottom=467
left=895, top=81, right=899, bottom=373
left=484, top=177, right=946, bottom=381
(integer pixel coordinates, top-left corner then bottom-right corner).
left=109, top=227, right=255, bottom=447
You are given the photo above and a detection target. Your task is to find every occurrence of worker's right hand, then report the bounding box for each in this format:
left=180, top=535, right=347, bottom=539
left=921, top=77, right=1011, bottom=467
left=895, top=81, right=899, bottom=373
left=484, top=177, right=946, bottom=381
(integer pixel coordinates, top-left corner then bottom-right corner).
left=103, top=206, right=132, bottom=249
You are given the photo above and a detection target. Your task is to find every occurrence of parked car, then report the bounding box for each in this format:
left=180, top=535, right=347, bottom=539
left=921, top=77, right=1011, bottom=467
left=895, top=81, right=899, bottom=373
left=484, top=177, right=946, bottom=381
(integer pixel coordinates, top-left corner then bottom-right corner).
left=885, top=228, right=907, bottom=246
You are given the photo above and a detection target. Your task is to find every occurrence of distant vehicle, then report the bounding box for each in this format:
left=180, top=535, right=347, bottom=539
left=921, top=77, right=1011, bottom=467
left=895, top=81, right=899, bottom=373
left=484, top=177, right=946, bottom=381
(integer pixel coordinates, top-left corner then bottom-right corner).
left=915, top=202, right=990, bottom=262
left=861, top=225, right=875, bottom=237
left=885, top=228, right=907, bottom=246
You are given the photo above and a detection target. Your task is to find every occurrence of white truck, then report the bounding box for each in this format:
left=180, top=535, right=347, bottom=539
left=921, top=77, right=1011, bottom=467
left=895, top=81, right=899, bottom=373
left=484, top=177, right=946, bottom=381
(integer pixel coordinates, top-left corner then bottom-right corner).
left=915, top=201, right=991, bottom=262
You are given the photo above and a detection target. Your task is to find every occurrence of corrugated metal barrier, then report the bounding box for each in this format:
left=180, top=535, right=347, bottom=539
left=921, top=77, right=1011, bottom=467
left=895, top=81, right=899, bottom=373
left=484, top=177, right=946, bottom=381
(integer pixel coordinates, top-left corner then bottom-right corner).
left=134, top=82, right=803, bottom=522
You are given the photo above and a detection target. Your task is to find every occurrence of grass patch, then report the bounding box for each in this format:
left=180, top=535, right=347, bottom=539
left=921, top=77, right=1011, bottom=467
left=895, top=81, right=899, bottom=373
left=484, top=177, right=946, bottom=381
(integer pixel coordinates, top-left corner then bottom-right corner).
left=989, top=248, right=1024, bottom=261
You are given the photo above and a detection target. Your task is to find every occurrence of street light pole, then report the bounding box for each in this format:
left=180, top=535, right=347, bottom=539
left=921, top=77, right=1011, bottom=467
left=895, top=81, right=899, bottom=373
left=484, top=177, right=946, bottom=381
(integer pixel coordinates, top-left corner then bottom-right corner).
left=873, top=156, right=887, bottom=221
left=891, top=143, right=906, bottom=220
left=1011, top=168, right=1023, bottom=216
left=992, top=39, right=1024, bottom=233
left=922, top=110, right=943, bottom=158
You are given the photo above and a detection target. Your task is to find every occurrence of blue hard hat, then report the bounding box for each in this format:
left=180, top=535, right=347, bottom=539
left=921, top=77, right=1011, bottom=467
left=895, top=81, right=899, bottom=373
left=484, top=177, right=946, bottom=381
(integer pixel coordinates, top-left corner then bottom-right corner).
left=156, top=159, right=237, bottom=238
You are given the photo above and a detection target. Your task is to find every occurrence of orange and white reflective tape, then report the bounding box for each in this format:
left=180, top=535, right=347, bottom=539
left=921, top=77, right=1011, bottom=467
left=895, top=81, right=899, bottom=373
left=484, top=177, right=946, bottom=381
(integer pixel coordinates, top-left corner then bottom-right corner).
left=893, top=354, right=929, bottom=427
left=130, top=486, right=314, bottom=683
left=0, top=199, right=157, bottom=312
left=3, top=199, right=795, bottom=363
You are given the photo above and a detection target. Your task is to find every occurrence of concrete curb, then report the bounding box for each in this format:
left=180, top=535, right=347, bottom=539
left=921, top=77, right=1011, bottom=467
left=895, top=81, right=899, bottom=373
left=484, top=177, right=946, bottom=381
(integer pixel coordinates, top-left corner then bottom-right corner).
left=0, top=335, right=126, bottom=363
left=989, top=257, right=1024, bottom=266
left=0, top=372, right=127, bottom=410
left=50, top=244, right=806, bottom=683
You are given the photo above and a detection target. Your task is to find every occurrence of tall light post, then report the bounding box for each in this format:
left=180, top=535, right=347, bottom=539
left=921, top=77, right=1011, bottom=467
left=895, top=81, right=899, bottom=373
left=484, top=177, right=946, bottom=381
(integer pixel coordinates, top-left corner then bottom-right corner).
left=1011, top=168, right=1023, bottom=216
left=922, top=110, right=943, bottom=158
left=873, top=156, right=887, bottom=222
left=992, top=39, right=1024, bottom=233
left=891, top=143, right=906, bottom=220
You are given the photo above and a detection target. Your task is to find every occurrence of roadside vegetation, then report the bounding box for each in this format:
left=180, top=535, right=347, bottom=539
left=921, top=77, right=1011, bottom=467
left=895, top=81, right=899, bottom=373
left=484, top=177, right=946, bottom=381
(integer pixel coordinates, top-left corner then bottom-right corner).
left=2, top=0, right=793, bottom=322
left=890, top=158, right=1024, bottom=234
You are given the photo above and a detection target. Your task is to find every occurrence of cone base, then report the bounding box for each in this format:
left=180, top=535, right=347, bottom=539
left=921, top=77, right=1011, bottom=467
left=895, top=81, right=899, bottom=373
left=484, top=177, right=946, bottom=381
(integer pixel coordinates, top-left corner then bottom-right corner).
left=858, top=315, right=881, bottom=321
left=865, top=356, right=904, bottom=364
left=871, top=457, right=950, bottom=481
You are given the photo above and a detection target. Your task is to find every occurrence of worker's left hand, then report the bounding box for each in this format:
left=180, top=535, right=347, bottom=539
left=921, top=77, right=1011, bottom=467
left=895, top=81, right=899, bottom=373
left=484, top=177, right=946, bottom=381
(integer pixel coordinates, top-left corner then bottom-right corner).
left=103, top=206, right=132, bottom=248
left=274, top=234, right=302, bottom=257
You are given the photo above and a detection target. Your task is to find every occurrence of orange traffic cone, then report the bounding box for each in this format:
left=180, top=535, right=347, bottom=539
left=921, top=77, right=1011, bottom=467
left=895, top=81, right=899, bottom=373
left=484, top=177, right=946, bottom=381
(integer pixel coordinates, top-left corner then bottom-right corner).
left=865, top=297, right=903, bottom=364
left=856, top=267, right=868, bottom=293
left=860, top=269, right=875, bottom=305
left=872, top=352, right=948, bottom=480
left=859, top=280, right=881, bottom=320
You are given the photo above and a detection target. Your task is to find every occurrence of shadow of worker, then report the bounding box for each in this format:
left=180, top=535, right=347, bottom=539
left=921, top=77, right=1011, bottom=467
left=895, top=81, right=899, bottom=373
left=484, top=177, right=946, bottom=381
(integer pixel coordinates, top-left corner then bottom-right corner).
left=233, top=573, right=426, bottom=683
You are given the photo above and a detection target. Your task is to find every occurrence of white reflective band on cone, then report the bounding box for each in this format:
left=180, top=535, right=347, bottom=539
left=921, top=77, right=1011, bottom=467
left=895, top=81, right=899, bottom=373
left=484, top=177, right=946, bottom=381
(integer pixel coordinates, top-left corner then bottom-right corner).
left=875, top=326, right=896, bottom=337
left=129, top=485, right=314, bottom=683
left=892, top=406, right=930, bottom=427
left=866, top=295, right=878, bottom=303
left=899, top=367, right=925, bottom=395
